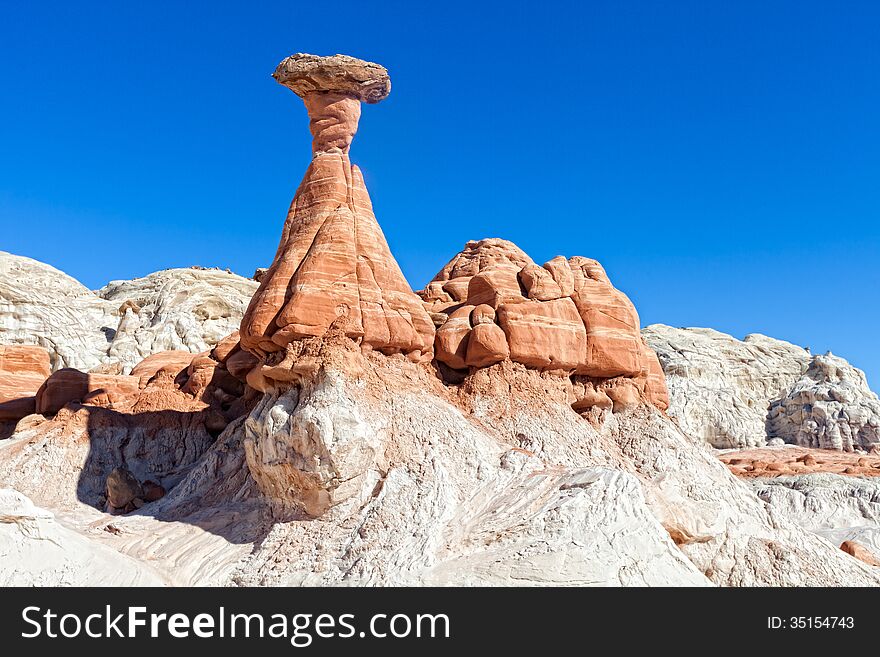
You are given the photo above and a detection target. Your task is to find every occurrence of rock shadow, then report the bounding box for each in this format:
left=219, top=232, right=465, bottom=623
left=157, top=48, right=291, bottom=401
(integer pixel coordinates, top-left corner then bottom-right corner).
left=70, top=367, right=274, bottom=547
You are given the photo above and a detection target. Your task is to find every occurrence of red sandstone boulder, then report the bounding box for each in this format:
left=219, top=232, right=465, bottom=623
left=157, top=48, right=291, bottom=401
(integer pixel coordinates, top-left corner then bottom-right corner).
left=226, top=349, right=260, bottom=382
left=466, top=322, right=509, bottom=367
left=0, top=345, right=52, bottom=421
left=840, top=541, right=880, bottom=566
left=181, top=355, right=219, bottom=399
left=211, top=331, right=241, bottom=363
left=36, top=369, right=141, bottom=415
left=497, top=298, right=586, bottom=371
left=105, top=467, right=144, bottom=512
left=467, top=267, right=526, bottom=308
left=420, top=240, right=670, bottom=414
left=441, top=278, right=470, bottom=303
left=568, top=257, right=643, bottom=378
left=470, top=304, right=495, bottom=326
left=131, top=350, right=197, bottom=385
left=435, top=305, right=474, bottom=370
left=519, top=263, right=564, bottom=301
left=542, top=256, right=575, bottom=297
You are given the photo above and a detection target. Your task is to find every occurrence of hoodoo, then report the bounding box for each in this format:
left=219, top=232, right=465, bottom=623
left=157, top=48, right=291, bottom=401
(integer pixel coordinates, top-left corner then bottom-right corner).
left=239, top=54, right=435, bottom=384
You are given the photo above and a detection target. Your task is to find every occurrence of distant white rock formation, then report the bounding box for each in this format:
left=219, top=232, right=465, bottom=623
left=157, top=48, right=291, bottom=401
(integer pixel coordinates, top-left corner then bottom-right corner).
left=642, top=324, right=810, bottom=448
left=98, top=267, right=258, bottom=370
left=767, top=353, right=880, bottom=451
left=0, top=251, right=257, bottom=374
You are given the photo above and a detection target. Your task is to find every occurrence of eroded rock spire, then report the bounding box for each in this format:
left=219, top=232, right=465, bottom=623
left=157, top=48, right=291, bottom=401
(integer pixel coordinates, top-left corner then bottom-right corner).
left=239, top=54, right=434, bottom=383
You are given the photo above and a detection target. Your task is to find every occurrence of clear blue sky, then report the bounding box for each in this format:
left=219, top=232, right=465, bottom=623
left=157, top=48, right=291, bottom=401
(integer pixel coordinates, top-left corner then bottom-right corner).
left=2, top=2, right=878, bottom=384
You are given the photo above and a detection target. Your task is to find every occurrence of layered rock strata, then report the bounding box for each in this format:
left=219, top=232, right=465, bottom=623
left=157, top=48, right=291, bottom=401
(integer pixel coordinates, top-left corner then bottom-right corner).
left=767, top=353, right=880, bottom=451
left=239, top=54, right=434, bottom=380
left=720, top=446, right=880, bottom=479
left=0, top=329, right=257, bottom=516
left=646, top=325, right=880, bottom=452
left=0, top=251, right=257, bottom=374
left=421, top=239, right=669, bottom=415
left=746, top=474, right=880, bottom=567
left=643, top=325, right=811, bottom=449
left=0, top=345, right=51, bottom=420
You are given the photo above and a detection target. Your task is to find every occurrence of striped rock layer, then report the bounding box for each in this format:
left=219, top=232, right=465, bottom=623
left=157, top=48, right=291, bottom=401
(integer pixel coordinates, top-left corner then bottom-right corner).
left=421, top=239, right=669, bottom=413
left=239, top=76, right=434, bottom=368
left=0, top=345, right=51, bottom=420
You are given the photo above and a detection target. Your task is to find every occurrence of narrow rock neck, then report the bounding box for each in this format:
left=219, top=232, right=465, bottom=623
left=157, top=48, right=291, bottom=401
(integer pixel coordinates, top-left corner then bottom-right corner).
left=303, top=92, right=362, bottom=155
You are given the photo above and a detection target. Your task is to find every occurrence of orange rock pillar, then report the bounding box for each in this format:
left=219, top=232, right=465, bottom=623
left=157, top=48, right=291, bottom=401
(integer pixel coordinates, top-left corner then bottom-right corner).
left=239, top=55, right=434, bottom=366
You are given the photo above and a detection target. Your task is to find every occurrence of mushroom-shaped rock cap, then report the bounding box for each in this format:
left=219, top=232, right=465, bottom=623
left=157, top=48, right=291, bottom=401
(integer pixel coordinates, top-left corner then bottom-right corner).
left=273, top=53, right=391, bottom=103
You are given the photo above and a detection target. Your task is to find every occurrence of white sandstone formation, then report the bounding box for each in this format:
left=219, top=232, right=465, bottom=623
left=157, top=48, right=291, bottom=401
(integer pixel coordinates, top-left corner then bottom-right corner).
left=0, top=252, right=257, bottom=374
left=643, top=325, right=811, bottom=448
left=0, top=251, right=119, bottom=371
left=228, top=354, right=880, bottom=585
left=99, top=268, right=258, bottom=371
left=0, top=488, right=165, bottom=586
left=766, top=353, right=880, bottom=451
left=5, top=338, right=875, bottom=586
left=753, top=474, right=880, bottom=561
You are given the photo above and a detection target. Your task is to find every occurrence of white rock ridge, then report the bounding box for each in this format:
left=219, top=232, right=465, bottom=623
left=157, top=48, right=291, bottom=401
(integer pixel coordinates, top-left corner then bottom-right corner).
left=0, top=251, right=119, bottom=372
left=752, top=474, right=880, bottom=562
left=643, top=324, right=810, bottom=448
left=0, top=252, right=257, bottom=374
left=0, top=488, right=165, bottom=586
left=98, top=268, right=258, bottom=371
left=767, top=353, right=880, bottom=451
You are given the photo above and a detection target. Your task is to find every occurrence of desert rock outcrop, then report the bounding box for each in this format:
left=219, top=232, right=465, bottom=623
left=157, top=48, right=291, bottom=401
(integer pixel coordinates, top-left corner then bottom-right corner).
left=239, top=54, right=433, bottom=379
left=3, top=51, right=879, bottom=589
left=643, top=325, right=811, bottom=448
left=130, top=350, right=198, bottom=383
left=105, top=466, right=145, bottom=511
left=235, top=341, right=878, bottom=585
left=767, top=353, right=880, bottom=451
left=35, top=369, right=142, bottom=415
left=720, top=446, right=880, bottom=478
left=0, top=252, right=257, bottom=374
left=0, top=252, right=120, bottom=372
left=422, top=239, right=669, bottom=414
left=273, top=53, right=391, bottom=105
left=0, top=345, right=51, bottom=421
left=99, top=268, right=258, bottom=370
